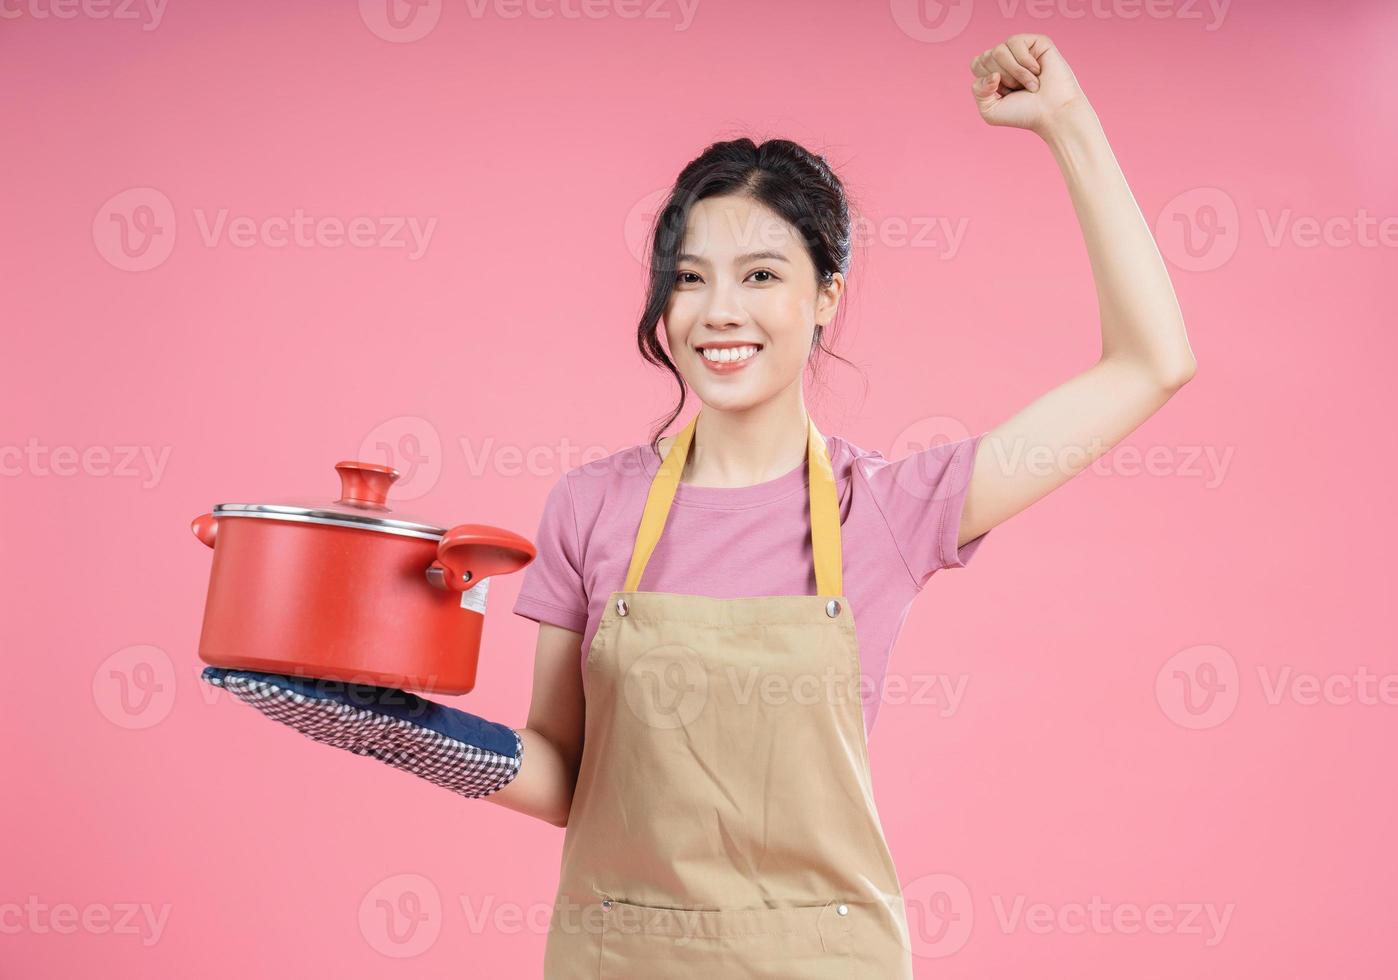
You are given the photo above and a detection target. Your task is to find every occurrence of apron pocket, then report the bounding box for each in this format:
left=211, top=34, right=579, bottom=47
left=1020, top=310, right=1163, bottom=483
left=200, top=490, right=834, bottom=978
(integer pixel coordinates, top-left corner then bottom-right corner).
left=598, top=897, right=853, bottom=978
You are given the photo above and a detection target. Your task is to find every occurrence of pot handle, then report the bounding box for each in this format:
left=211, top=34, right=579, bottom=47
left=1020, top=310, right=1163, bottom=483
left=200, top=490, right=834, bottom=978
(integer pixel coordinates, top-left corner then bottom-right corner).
left=427, top=524, right=537, bottom=592
left=191, top=512, right=218, bottom=549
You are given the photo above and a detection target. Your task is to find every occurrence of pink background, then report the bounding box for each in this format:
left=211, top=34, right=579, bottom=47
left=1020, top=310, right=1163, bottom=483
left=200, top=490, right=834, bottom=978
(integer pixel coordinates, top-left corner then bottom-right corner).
left=4, top=0, right=1396, bottom=976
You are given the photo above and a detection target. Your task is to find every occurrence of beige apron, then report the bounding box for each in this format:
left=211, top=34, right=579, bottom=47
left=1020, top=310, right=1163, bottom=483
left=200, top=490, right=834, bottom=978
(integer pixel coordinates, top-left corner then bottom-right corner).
left=542, top=411, right=914, bottom=978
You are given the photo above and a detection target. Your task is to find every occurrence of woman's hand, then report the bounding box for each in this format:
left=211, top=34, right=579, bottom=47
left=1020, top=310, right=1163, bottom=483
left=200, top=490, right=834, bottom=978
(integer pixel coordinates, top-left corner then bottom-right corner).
left=203, top=666, right=524, bottom=800
left=969, top=34, right=1088, bottom=136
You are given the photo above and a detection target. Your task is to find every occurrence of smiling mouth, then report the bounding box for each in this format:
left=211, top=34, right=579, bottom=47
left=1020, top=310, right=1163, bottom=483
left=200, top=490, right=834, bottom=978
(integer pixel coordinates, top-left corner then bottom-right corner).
left=695, top=343, right=764, bottom=364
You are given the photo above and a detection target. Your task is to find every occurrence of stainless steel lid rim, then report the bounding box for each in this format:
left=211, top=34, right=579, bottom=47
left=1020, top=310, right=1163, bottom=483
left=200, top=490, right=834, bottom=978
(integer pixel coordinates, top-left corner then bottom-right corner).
left=211, top=504, right=445, bottom=541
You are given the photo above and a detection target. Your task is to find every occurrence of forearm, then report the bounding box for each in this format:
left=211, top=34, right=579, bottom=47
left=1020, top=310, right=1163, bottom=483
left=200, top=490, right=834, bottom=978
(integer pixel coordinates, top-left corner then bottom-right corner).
left=483, top=726, right=578, bottom=828
left=1041, top=101, right=1197, bottom=384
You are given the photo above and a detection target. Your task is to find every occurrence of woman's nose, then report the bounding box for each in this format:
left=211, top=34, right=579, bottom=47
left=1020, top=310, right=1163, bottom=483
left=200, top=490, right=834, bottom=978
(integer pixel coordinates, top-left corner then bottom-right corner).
left=702, top=280, right=747, bottom=327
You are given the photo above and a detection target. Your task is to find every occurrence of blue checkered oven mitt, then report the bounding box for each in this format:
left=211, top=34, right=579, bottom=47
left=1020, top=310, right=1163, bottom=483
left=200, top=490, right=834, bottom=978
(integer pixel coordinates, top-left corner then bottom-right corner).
left=202, top=667, right=523, bottom=799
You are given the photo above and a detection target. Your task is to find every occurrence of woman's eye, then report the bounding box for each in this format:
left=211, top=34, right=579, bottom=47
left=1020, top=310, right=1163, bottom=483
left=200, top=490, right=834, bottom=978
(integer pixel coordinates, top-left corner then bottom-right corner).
left=673, top=270, right=776, bottom=285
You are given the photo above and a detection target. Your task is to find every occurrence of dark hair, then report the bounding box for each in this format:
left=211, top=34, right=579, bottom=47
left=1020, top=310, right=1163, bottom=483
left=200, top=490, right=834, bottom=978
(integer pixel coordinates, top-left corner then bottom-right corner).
left=635, top=137, right=863, bottom=452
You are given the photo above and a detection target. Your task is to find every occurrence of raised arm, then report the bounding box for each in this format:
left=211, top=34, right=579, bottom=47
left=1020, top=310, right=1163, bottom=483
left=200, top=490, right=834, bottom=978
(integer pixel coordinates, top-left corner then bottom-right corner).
left=957, top=35, right=1198, bottom=547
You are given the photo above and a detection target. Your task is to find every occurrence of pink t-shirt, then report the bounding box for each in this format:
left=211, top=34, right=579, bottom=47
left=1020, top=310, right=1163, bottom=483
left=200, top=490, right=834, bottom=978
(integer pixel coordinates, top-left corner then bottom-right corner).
left=511, top=430, right=991, bottom=737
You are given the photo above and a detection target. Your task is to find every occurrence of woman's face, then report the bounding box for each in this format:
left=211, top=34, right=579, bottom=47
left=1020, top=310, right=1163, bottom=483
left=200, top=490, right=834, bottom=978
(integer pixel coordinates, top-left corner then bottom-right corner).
left=662, top=194, right=843, bottom=413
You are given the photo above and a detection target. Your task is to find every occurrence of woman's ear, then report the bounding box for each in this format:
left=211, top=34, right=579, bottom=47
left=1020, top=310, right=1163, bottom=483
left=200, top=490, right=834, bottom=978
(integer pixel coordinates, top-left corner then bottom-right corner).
left=816, top=271, right=845, bottom=325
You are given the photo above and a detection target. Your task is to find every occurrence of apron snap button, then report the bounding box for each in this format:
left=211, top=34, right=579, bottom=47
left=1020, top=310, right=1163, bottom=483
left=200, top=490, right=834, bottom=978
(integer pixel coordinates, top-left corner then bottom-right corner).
left=825, top=599, right=841, bottom=618
left=616, top=598, right=629, bottom=617
left=836, top=903, right=849, bottom=916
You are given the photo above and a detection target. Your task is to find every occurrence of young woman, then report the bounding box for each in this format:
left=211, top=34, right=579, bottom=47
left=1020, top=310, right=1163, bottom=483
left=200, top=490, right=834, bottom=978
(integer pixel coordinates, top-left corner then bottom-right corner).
left=205, top=34, right=1196, bottom=977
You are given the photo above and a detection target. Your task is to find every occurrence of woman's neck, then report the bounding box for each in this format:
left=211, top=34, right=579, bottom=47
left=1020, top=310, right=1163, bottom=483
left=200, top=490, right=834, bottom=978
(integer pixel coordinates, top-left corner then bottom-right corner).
left=670, top=399, right=811, bottom=489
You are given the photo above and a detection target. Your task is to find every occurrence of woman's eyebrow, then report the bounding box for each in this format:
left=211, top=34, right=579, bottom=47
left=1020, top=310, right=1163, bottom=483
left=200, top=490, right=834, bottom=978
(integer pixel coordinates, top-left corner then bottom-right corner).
left=676, top=250, right=792, bottom=265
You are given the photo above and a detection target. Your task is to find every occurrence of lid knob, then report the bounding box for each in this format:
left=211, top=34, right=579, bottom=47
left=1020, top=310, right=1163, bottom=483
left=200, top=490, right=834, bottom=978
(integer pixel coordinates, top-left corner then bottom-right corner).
left=334, top=460, right=399, bottom=510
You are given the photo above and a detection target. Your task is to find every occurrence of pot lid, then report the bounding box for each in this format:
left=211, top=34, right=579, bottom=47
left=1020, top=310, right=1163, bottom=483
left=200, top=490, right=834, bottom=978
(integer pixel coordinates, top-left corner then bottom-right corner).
left=212, top=461, right=447, bottom=541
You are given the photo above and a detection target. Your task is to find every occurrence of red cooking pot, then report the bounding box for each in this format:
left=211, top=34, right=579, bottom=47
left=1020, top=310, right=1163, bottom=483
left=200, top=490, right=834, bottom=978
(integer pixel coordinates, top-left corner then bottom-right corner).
left=191, top=460, right=536, bottom=694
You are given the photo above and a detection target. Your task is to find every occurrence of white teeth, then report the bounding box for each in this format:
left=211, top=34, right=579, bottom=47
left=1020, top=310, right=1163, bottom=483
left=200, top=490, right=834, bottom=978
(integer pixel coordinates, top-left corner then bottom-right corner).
left=700, top=345, right=760, bottom=363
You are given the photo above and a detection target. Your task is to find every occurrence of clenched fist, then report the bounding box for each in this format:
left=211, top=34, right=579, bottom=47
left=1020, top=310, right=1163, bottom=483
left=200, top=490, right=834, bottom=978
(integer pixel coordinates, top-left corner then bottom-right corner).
left=970, top=34, right=1089, bottom=135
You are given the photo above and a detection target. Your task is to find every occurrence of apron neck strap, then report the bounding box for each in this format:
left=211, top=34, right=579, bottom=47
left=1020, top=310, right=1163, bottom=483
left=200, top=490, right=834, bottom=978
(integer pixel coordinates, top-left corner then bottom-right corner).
left=623, top=411, right=843, bottom=597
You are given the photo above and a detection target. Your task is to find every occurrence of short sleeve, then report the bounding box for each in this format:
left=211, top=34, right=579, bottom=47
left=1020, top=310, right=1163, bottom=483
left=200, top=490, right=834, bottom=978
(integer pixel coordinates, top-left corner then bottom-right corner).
left=511, top=473, right=589, bottom=634
left=859, top=431, right=990, bottom=589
